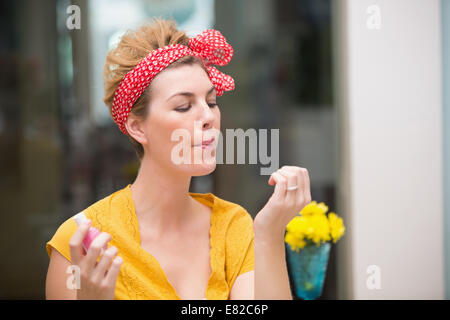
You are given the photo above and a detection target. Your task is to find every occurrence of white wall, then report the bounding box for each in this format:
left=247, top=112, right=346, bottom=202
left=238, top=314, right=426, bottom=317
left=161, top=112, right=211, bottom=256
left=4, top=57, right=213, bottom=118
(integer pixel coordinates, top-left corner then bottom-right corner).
left=442, top=0, right=450, bottom=300
left=334, top=0, right=444, bottom=299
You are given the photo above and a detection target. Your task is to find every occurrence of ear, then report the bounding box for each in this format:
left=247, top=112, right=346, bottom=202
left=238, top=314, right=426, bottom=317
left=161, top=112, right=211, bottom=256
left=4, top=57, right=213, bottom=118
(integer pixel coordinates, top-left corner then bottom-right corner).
left=125, top=113, right=148, bottom=145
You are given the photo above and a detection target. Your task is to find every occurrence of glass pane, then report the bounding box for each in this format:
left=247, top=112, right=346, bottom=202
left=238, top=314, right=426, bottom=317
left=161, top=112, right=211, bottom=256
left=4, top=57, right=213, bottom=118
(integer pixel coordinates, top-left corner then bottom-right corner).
left=214, top=0, right=337, bottom=299
left=0, top=0, right=337, bottom=299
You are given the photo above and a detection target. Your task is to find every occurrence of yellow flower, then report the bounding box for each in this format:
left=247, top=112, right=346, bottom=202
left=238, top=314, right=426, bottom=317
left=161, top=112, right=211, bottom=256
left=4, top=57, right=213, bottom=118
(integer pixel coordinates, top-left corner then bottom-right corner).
left=300, top=201, right=328, bottom=216
left=285, top=201, right=346, bottom=252
left=305, top=214, right=331, bottom=244
left=328, top=212, right=345, bottom=243
left=285, top=233, right=307, bottom=252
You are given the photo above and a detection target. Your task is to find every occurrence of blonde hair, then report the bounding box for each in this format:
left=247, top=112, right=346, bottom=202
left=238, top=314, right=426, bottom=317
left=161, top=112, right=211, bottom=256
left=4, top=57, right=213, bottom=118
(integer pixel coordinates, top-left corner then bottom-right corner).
left=102, top=17, right=208, bottom=161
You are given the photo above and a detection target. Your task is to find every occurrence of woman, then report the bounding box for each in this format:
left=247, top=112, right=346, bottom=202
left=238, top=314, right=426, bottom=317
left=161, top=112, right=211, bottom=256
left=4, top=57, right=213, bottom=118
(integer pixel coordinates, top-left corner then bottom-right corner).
left=45, top=18, right=311, bottom=300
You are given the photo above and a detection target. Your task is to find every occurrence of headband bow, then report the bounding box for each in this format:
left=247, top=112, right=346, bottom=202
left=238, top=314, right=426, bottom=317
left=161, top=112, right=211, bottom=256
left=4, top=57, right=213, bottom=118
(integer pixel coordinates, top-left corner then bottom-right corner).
left=111, top=29, right=235, bottom=135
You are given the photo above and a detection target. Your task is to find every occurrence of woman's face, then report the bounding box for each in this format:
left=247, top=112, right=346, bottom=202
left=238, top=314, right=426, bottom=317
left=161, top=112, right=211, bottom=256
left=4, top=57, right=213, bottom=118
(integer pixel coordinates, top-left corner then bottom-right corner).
left=127, top=63, right=221, bottom=177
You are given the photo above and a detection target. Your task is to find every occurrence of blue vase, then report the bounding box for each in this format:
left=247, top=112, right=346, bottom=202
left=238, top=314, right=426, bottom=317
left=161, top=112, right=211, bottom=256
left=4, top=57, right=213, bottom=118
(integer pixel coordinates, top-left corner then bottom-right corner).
left=285, top=242, right=331, bottom=300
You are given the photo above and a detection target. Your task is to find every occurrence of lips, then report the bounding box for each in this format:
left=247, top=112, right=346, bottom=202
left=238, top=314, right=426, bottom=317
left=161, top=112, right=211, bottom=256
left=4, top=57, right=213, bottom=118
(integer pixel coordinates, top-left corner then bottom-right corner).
left=194, top=137, right=215, bottom=147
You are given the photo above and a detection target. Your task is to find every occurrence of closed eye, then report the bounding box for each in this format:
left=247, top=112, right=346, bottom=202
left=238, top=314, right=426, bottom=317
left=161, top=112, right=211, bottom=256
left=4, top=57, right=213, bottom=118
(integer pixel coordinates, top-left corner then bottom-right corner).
left=175, top=103, right=218, bottom=112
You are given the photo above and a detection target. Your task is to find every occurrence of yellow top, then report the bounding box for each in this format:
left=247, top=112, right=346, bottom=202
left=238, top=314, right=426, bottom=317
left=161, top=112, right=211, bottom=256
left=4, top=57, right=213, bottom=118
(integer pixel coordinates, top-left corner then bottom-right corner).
left=46, top=184, right=254, bottom=300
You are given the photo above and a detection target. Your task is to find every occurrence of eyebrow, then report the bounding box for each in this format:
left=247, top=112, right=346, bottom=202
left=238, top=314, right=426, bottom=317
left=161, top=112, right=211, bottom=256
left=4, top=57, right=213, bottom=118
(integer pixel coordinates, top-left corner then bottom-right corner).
left=166, top=85, right=216, bottom=101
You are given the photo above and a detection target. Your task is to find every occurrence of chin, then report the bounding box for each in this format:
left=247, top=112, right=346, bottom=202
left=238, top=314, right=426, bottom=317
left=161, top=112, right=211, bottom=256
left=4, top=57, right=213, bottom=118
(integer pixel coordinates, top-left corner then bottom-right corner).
left=169, top=145, right=218, bottom=176
left=190, top=161, right=217, bottom=177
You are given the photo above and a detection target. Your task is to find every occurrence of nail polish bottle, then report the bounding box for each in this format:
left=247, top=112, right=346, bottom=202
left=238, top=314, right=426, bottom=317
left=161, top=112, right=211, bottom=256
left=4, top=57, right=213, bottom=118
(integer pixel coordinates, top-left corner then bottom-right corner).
left=73, top=211, right=104, bottom=254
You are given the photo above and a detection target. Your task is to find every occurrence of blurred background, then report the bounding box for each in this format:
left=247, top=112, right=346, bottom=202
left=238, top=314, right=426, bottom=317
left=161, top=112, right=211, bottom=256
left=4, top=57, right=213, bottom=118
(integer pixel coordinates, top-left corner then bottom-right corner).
left=0, top=0, right=448, bottom=299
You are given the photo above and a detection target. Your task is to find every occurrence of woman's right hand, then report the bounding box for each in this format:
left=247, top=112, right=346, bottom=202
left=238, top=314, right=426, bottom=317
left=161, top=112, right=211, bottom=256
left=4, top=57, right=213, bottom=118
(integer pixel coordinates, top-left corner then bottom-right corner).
left=69, top=219, right=123, bottom=300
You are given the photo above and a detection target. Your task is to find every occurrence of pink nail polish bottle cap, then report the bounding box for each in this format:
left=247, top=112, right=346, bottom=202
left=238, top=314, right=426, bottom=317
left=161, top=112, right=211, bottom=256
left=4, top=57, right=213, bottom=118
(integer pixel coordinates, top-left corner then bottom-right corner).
left=73, top=211, right=101, bottom=253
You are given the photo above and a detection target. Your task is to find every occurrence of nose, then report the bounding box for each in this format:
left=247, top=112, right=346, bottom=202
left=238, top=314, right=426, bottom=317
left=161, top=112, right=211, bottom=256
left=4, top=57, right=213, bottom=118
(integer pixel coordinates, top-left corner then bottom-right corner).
left=199, top=101, right=216, bottom=130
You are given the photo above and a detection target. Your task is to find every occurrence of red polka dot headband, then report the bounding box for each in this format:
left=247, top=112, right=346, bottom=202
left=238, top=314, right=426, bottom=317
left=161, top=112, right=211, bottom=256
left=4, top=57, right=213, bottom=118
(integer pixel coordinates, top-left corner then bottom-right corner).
left=111, top=29, right=235, bottom=135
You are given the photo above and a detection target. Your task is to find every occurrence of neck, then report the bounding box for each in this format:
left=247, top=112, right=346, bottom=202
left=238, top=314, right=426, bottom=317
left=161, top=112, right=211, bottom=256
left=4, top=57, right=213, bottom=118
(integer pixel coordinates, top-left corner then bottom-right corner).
left=130, top=156, right=197, bottom=235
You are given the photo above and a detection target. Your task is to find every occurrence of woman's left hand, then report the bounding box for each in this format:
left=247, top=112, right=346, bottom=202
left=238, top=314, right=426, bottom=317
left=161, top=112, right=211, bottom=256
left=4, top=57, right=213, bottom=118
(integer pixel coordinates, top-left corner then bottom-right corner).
left=254, top=166, right=312, bottom=241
